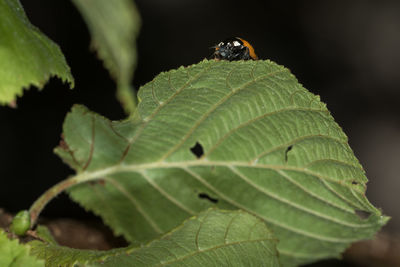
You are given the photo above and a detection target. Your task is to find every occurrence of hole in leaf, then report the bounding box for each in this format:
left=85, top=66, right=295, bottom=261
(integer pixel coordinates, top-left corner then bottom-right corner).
left=198, top=193, right=218, bottom=203
left=355, top=210, right=371, bottom=220
left=352, top=181, right=359, bottom=185
left=190, top=142, right=204, bottom=158
left=285, top=145, right=293, bottom=162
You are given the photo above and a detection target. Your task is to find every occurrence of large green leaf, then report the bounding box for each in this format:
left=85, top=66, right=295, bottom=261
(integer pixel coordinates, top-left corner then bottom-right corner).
left=0, top=230, right=44, bottom=267
left=30, top=209, right=280, bottom=267
left=71, top=0, right=140, bottom=114
left=0, top=0, right=74, bottom=106
left=56, top=59, right=388, bottom=266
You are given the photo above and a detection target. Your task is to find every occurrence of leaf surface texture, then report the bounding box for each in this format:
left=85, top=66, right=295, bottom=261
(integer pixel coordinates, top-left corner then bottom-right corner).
left=0, top=230, right=44, bottom=267
left=30, top=209, right=280, bottom=267
left=0, top=0, right=73, bottom=105
left=56, top=60, right=388, bottom=266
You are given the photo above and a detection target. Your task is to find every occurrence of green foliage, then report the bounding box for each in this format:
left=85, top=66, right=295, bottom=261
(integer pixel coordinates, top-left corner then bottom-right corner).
left=55, top=59, right=388, bottom=266
left=29, top=240, right=119, bottom=267
left=71, top=0, right=141, bottom=114
left=0, top=0, right=74, bottom=106
left=10, top=210, right=30, bottom=236
left=34, top=226, right=57, bottom=245
left=0, top=230, right=44, bottom=267
left=91, top=208, right=280, bottom=267
left=29, top=209, right=280, bottom=267
left=0, top=1, right=388, bottom=266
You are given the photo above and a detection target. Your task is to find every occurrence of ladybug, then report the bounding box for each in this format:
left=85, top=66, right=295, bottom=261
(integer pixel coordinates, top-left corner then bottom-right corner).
left=213, top=37, right=258, bottom=61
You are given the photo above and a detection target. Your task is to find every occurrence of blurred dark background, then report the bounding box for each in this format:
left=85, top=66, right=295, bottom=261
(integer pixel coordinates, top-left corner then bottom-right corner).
left=1, top=0, right=399, bottom=266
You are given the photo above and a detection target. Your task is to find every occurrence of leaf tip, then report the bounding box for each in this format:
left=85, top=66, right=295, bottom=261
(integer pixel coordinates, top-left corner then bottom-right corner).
left=65, top=75, right=75, bottom=90
left=379, top=215, right=390, bottom=226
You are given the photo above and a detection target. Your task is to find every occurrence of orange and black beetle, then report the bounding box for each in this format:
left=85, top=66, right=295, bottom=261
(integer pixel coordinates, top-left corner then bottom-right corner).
left=213, top=37, right=258, bottom=61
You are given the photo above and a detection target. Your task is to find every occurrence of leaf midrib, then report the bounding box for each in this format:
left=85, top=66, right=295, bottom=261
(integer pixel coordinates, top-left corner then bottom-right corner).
left=82, top=159, right=363, bottom=192
left=74, top=158, right=374, bottom=239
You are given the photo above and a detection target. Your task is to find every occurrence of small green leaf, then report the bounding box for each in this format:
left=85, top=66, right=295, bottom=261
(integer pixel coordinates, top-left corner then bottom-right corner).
left=0, top=230, right=44, bottom=267
left=56, top=60, right=388, bottom=266
left=0, top=0, right=74, bottom=106
left=29, top=209, right=280, bottom=267
left=34, top=226, right=57, bottom=245
left=29, top=240, right=119, bottom=267
left=71, top=0, right=141, bottom=114
left=10, top=210, right=30, bottom=236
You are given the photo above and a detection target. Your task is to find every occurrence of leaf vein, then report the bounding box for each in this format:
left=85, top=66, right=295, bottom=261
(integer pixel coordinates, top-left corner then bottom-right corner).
left=128, top=63, right=214, bottom=142
left=204, top=108, right=333, bottom=158
left=83, top=115, right=96, bottom=170
left=229, top=166, right=373, bottom=228
left=276, top=170, right=354, bottom=213
left=182, top=167, right=356, bottom=243
left=139, top=170, right=195, bottom=215
left=305, top=158, right=362, bottom=171
left=104, top=177, right=163, bottom=234
left=251, top=134, right=349, bottom=164
left=158, top=69, right=287, bottom=161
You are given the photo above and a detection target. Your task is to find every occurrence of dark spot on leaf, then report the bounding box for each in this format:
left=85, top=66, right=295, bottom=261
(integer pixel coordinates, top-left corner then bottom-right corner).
left=190, top=142, right=204, bottom=158
left=89, top=179, right=105, bottom=186
left=355, top=210, right=371, bottom=220
left=198, top=193, right=218, bottom=203
left=352, top=181, right=358, bottom=185
left=59, top=133, right=69, bottom=150
left=285, top=145, right=293, bottom=162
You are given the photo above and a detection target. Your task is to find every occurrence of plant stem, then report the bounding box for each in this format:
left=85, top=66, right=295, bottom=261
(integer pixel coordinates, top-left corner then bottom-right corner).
left=28, top=167, right=117, bottom=228
left=29, top=175, right=80, bottom=227
left=117, top=83, right=138, bottom=116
